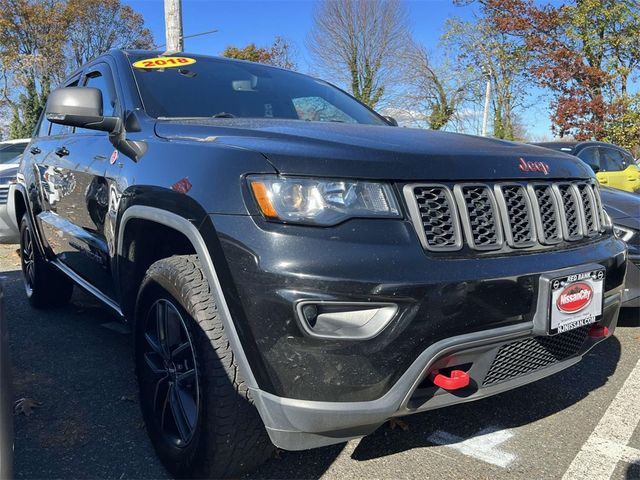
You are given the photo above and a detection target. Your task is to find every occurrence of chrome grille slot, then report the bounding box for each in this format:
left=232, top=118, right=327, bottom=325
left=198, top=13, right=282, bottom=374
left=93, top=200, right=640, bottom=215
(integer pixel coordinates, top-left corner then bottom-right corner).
left=454, top=185, right=503, bottom=250
left=404, top=185, right=462, bottom=252
left=555, top=183, right=583, bottom=241
left=406, top=180, right=605, bottom=253
left=495, top=184, right=536, bottom=248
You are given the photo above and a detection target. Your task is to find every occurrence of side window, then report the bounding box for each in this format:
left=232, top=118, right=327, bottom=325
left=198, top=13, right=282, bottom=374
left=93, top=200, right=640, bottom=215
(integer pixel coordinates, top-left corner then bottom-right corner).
left=49, top=78, right=80, bottom=137
left=599, top=148, right=626, bottom=172
left=621, top=151, right=634, bottom=168
left=76, top=66, right=118, bottom=135
left=577, top=147, right=600, bottom=173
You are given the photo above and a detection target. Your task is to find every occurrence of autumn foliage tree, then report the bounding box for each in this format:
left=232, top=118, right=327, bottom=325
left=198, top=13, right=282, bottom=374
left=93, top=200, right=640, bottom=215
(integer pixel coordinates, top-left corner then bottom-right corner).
left=222, top=37, right=296, bottom=70
left=0, top=0, right=153, bottom=139
left=481, top=0, right=640, bottom=144
left=66, top=0, right=154, bottom=72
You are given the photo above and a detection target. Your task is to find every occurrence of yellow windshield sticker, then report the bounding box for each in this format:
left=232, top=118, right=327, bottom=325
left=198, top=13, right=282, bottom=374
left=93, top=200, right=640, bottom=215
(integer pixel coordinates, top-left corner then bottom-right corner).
left=132, top=57, right=196, bottom=69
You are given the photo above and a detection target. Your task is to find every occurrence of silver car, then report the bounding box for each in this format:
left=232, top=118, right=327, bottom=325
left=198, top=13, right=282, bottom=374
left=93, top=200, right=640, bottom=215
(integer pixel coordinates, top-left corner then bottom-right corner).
left=0, top=138, right=29, bottom=244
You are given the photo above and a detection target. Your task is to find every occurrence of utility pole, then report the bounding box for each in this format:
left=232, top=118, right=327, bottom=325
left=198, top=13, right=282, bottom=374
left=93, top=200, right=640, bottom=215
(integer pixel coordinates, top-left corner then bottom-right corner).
left=481, top=67, right=491, bottom=137
left=164, top=0, right=184, bottom=53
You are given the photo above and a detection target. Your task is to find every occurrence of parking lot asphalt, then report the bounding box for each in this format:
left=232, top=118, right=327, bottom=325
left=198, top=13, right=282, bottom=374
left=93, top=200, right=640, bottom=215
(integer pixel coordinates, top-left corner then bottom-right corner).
left=1, top=243, right=639, bottom=480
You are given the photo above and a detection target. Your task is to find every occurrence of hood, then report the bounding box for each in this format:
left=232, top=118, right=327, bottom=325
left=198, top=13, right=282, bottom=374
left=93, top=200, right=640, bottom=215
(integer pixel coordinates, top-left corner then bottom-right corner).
left=155, top=118, right=594, bottom=181
left=600, top=187, right=640, bottom=229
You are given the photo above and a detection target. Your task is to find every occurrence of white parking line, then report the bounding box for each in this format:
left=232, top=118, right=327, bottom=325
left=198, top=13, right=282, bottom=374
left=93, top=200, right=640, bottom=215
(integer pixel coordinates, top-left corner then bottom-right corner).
left=563, top=356, right=640, bottom=480
left=428, top=427, right=516, bottom=468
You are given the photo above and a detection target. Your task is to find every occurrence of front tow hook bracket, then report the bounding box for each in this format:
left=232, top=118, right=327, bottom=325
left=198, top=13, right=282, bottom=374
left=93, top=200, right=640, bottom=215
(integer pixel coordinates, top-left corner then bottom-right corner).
left=430, top=369, right=470, bottom=391
left=588, top=325, right=609, bottom=338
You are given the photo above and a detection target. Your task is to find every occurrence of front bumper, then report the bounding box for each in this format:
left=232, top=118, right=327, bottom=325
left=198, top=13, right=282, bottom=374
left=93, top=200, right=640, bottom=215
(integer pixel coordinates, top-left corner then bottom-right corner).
left=253, top=293, right=620, bottom=450
left=205, top=214, right=626, bottom=449
left=622, top=256, right=640, bottom=307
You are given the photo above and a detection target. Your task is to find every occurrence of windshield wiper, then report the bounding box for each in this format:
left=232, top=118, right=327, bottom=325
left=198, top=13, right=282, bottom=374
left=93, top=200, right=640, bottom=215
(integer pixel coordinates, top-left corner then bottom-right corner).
left=211, top=112, right=235, bottom=118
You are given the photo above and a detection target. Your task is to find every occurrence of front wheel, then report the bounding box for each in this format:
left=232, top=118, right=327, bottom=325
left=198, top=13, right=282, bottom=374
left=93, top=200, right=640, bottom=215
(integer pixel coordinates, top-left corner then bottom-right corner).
left=135, top=255, right=274, bottom=478
left=19, top=214, right=73, bottom=308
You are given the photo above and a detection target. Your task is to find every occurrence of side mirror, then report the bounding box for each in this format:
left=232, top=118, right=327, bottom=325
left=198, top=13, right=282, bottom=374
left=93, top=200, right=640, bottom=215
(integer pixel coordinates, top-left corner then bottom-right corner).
left=46, top=87, right=120, bottom=133
left=587, top=163, right=600, bottom=174
left=383, top=116, right=398, bottom=127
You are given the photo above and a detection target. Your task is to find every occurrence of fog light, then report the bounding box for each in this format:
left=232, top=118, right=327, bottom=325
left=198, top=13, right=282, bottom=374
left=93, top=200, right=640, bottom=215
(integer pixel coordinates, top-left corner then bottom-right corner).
left=296, top=301, right=398, bottom=340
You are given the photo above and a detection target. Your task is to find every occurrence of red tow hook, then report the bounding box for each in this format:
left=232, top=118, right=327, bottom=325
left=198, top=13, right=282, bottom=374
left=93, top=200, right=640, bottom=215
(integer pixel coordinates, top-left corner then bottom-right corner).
left=430, top=369, right=470, bottom=391
left=589, top=324, right=609, bottom=338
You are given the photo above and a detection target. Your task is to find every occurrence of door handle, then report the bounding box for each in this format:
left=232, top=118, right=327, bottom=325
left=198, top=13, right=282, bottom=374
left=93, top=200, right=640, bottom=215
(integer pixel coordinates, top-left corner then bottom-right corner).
left=30, top=146, right=41, bottom=155
left=55, top=146, right=69, bottom=157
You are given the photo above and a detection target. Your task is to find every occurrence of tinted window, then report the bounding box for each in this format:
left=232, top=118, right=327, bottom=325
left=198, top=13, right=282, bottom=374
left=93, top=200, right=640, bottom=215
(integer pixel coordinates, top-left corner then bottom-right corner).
left=599, top=148, right=627, bottom=171
left=75, top=66, right=118, bottom=135
left=0, top=142, right=28, bottom=164
left=578, top=147, right=600, bottom=172
left=130, top=55, right=385, bottom=125
left=84, top=71, right=117, bottom=116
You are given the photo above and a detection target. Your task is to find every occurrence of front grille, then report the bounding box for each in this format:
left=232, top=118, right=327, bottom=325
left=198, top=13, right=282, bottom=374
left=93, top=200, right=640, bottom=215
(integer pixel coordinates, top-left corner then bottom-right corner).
left=405, top=181, right=604, bottom=252
left=0, top=186, right=9, bottom=205
left=482, top=326, right=590, bottom=386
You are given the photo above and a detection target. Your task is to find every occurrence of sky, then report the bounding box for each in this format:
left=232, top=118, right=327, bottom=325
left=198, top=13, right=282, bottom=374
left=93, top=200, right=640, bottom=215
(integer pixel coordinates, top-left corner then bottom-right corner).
left=125, top=0, right=554, bottom=138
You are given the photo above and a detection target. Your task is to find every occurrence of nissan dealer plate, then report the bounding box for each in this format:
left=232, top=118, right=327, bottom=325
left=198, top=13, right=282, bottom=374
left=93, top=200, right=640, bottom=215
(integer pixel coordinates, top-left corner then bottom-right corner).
left=549, top=269, right=605, bottom=335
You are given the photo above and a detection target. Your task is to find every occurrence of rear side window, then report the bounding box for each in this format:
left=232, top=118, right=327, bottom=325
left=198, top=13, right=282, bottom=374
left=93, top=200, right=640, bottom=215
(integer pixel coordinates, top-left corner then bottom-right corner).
left=76, top=64, right=119, bottom=135
left=599, top=148, right=628, bottom=172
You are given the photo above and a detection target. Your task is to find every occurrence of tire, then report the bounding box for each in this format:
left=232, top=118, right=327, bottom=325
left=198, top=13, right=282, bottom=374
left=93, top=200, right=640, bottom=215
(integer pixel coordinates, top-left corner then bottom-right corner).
left=135, top=255, right=274, bottom=479
left=19, top=214, right=74, bottom=308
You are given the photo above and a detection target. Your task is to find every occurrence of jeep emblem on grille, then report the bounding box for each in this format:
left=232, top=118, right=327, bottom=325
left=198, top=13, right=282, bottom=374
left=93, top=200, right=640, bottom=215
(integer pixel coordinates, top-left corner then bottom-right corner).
left=556, top=282, right=593, bottom=313
left=518, top=157, right=550, bottom=175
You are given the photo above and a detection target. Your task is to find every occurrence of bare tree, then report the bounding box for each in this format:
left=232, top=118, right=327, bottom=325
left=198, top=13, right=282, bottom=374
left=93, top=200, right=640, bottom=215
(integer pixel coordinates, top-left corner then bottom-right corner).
left=307, top=0, right=411, bottom=109
left=400, top=43, right=473, bottom=130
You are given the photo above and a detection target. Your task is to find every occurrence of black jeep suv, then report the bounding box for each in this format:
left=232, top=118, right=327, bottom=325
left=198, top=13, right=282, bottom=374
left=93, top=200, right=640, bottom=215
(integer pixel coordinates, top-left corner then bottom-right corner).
left=14, top=50, right=627, bottom=477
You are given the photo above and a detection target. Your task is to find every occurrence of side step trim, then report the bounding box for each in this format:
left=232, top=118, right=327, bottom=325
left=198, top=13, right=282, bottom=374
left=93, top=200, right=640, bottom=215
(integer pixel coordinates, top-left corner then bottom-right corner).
left=51, top=260, right=124, bottom=317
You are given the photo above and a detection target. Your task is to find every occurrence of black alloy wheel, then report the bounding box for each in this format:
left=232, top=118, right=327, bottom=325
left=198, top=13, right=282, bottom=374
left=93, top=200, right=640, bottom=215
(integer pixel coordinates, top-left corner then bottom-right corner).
left=20, top=225, right=35, bottom=296
left=141, top=298, right=200, bottom=448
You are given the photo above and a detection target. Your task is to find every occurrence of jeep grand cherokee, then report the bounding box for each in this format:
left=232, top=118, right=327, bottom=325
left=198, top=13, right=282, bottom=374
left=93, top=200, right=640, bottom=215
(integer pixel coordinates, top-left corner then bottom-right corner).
left=14, top=50, right=627, bottom=478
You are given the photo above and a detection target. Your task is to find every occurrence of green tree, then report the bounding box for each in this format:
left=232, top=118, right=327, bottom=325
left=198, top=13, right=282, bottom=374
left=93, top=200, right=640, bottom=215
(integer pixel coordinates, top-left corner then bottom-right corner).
left=443, top=16, right=530, bottom=140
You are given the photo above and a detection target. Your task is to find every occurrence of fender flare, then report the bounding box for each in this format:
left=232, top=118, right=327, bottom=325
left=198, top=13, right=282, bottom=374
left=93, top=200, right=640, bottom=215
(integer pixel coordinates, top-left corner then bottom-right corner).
left=117, top=205, right=259, bottom=389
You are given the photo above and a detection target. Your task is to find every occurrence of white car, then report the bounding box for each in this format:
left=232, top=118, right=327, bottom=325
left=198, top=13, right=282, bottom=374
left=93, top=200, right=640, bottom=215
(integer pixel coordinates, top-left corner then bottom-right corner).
left=0, top=138, right=29, bottom=244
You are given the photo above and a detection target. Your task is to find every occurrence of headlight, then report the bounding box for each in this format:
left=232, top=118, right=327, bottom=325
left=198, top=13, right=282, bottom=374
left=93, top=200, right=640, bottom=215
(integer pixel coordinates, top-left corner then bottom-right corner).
left=249, top=175, right=401, bottom=226
left=613, top=224, right=635, bottom=242
left=0, top=167, right=18, bottom=185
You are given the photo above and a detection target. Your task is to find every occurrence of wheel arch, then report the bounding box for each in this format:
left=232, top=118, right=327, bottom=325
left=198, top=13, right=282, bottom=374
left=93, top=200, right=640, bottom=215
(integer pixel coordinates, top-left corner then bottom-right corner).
left=116, top=205, right=260, bottom=390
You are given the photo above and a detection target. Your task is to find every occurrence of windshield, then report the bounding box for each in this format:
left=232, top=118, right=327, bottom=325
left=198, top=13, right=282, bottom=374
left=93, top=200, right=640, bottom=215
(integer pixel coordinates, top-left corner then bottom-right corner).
left=129, top=54, right=386, bottom=125
left=0, top=142, right=27, bottom=164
